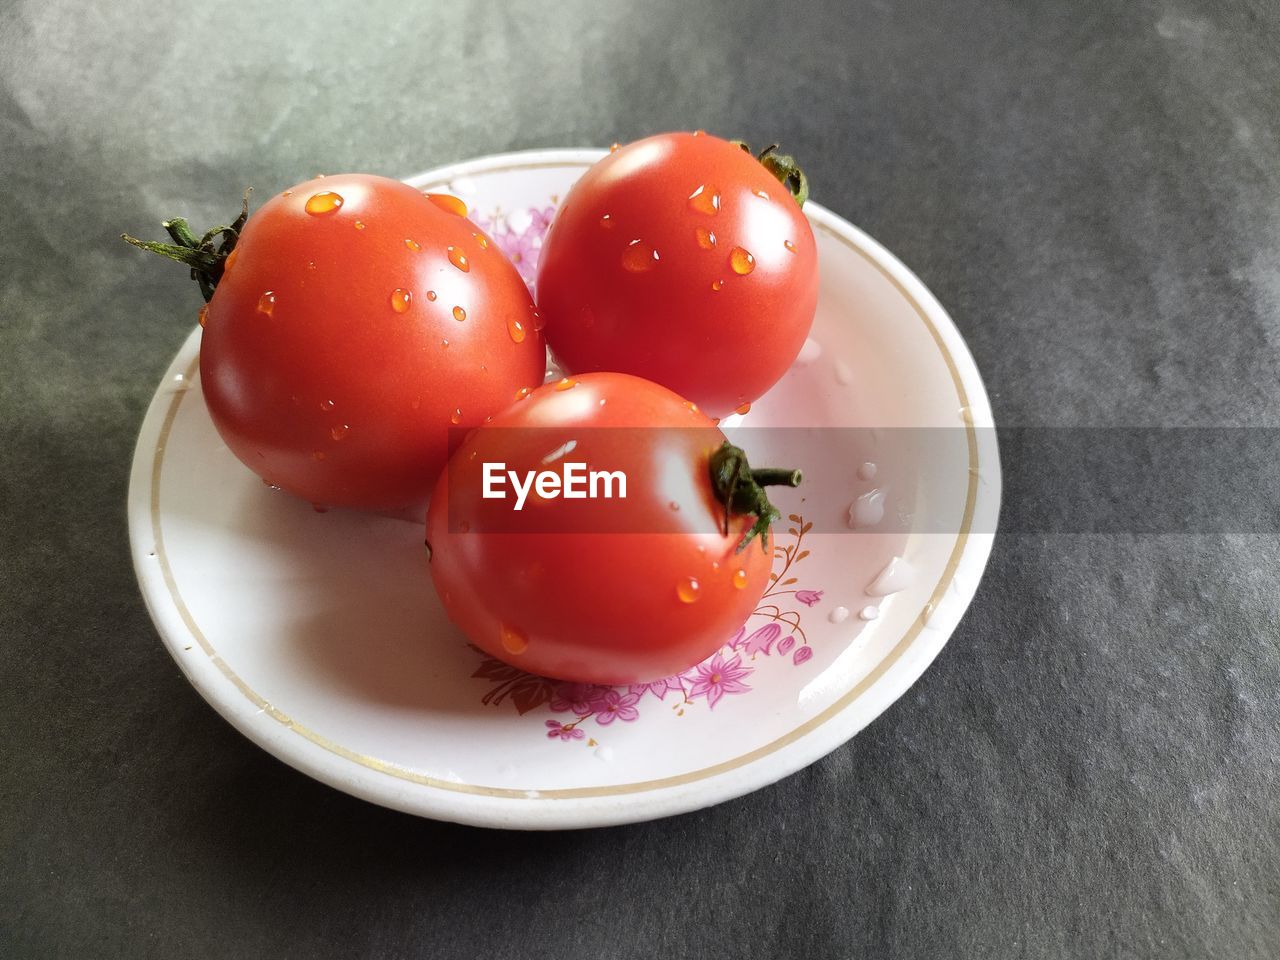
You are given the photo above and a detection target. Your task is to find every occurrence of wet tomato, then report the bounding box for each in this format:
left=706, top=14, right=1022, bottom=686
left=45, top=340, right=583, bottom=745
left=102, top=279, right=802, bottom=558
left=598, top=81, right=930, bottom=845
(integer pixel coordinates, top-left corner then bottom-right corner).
left=425, top=372, right=800, bottom=684
left=536, top=132, right=818, bottom=417
left=128, top=174, right=545, bottom=511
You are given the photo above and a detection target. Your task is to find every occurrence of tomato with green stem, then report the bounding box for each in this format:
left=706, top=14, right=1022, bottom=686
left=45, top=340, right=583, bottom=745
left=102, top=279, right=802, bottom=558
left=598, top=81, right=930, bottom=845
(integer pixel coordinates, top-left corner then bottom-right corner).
left=536, top=132, right=819, bottom=418
left=425, top=372, right=801, bottom=684
left=124, top=174, right=545, bottom=512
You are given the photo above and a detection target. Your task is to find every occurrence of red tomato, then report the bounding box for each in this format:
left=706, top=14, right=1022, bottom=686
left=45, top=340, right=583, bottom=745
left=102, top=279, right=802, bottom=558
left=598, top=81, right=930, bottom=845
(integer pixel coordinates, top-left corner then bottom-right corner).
left=535, top=132, right=818, bottom=417
left=425, top=372, right=800, bottom=684
left=135, top=174, right=545, bottom=511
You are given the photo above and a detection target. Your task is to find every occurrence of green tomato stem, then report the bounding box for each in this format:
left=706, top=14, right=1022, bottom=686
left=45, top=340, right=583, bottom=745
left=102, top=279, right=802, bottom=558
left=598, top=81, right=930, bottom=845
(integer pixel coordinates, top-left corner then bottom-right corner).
left=708, top=441, right=803, bottom=552
left=121, top=189, right=252, bottom=302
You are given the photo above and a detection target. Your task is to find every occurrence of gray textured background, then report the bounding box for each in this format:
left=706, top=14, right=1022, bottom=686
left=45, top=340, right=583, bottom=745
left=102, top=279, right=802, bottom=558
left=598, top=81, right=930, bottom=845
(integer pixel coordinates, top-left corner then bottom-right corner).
left=3, top=0, right=1278, bottom=957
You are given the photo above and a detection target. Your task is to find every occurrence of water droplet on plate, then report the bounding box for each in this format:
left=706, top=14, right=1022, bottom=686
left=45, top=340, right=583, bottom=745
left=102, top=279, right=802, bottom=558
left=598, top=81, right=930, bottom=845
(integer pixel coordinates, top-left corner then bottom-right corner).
left=859, top=605, right=880, bottom=621
left=305, top=191, right=343, bottom=215
left=848, top=488, right=886, bottom=529
left=829, top=605, right=850, bottom=623
left=858, top=461, right=877, bottom=481
left=793, top=337, right=821, bottom=366
left=867, top=556, right=914, bottom=596
left=834, top=358, right=854, bottom=385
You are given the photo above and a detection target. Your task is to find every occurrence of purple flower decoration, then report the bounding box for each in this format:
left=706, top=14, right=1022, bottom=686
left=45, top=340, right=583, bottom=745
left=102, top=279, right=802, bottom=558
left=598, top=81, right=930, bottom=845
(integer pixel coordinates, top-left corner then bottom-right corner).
left=686, top=652, right=753, bottom=709
left=795, top=589, right=824, bottom=607
left=594, top=689, right=641, bottom=724
left=545, top=719, right=584, bottom=741
left=777, top=635, right=796, bottom=656
left=629, top=675, right=684, bottom=700
left=550, top=682, right=609, bottom=716
left=741, top=623, right=782, bottom=657
left=530, top=205, right=556, bottom=233
left=793, top=646, right=814, bottom=666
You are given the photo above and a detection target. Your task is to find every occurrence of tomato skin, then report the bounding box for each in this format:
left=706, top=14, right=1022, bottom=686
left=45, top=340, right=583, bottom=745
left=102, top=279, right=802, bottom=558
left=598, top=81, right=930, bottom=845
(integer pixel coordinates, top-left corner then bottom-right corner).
left=535, top=133, right=818, bottom=418
left=425, top=373, right=774, bottom=685
left=200, top=174, right=545, bottom=511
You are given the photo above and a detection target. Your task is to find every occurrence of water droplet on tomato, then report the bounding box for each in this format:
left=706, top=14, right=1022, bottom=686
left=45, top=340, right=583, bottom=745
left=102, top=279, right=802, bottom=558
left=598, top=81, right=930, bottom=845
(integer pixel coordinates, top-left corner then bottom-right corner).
left=599, top=214, right=614, bottom=229
left=668, top=500, right=680, bottom=512
left=452, top=305, right=467, bottom=322
left=554, top=378, right=577, bottom=391
left=330, top=423, right=349, bottom=441
left=282, top=190, right=293, bottom=198
left=197, top=305, right=209, bottom=327
left=440, top=338, right=449, bottom=348
left=500, top=624, right=529, bottom=655
left=474, top=232, right=488, bottom=249
left=354, top=220, right=366, bottom=231
left=404, top=238, right=421, bottom=251
left=447, top=246, right=470, bottom=272
left=320, top=399, right=335, bottom=411
left=784, top=239, right=797, bottom=253
left=451, top=408, right=462, bottom=424
left=711, top=279, right=724, bottom=292
left=684, top=400, right=699, bottom=413
left=729, top=247, right=755, bottom=275
left=609, top=142, right=620, bottom=153
left=426, top=290, right=437, bottom=301
left=676, top=577, right=701, bottom=603
left=692, top=129, right=706, bottom=136
left=507, top=316, right=526, bottom=343
left=754, top=189, right=769, bottom=199
left=621, top=240, right=659, bottom=272
left=531, top=308, right=545, bottom=331
left=734, top=401, right=752, bottom=415
left=390, top=288, right=412, bottom=313
left=312, top=450, right=326, bottom=462
left=426, top=193, right=468, bottom=216
left=307, top=260, right=316, bottom=270
left=688, top=185, right=720, bottom=215
left=732, top=569, right=749, bottom=590
left=223, top=248, right=239, bottom=272
left=695, top=227, right=716, bottom=249
left=515, top=386, right=532, bottom=401
left=256, top=291, right=276, bottom=317
left=305, top=191, right=343, bottom=215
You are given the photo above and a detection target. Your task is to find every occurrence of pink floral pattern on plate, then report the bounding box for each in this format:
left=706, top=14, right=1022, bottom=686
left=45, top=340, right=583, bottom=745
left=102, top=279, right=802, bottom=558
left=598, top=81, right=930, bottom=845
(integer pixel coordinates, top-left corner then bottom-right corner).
left=471, top=516, right=821, bottom=746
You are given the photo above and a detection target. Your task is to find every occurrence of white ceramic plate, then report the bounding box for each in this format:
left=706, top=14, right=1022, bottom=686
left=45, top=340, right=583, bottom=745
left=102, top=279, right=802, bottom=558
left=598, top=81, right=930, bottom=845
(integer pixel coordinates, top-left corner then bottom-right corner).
left=128, top=149, right=1000, bottom=829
